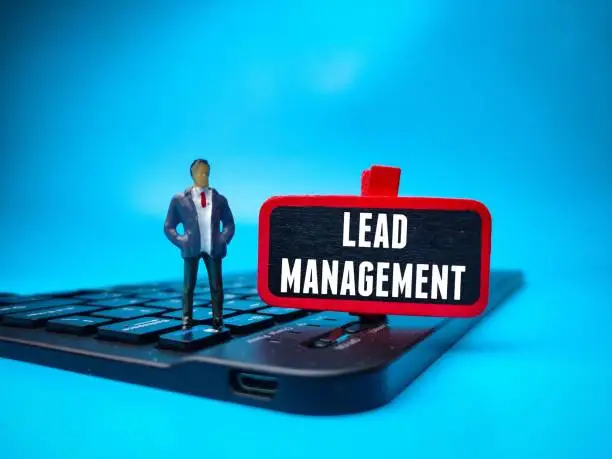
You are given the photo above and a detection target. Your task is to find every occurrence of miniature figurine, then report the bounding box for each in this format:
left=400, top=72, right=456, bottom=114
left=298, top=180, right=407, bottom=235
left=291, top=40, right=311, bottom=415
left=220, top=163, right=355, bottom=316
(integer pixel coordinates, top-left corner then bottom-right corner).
left=164, top=159, right=235, bottom=330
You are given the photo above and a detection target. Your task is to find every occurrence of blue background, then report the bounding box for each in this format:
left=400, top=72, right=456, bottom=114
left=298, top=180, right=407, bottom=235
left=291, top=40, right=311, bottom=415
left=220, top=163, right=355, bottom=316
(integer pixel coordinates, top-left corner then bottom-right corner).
left=1, top=1, right=611, bottom=458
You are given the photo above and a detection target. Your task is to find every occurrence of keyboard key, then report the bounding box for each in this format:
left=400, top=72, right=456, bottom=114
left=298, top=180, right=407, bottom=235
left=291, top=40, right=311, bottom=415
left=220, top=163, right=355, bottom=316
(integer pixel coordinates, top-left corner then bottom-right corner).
left=147, top=298, right=210, bottom=310
left=97, top=317, right=182, bottom=344
left=223, top=300, right=265, bottom=312
left=153, top=280, right=181, bottom=289
left=226, top=287, right=259, bottom=297
left=191, top=293, right=239, bottom=302
left=257, top=306, right=305, bottom=321
left=93, top=307, right=167, bottom=320
left=344, top=322, right=379, bottom=334
left=158, top=326, right=230, bottom=352
left=306, top=314, right=350, bottom=325
left=13, top=297, right=81, bottom=308
left=146, top=298, right=183, bottom=310
left=0, top=299, right=82, bottom=317
left=164, top=282, right=192, bottom=292
left=2, top=305, right=105, bottom=328
left=162, top=307, right=238, bottom=322
left=4, top=295, right=51, bottom=304
left=224, top=279, right=255, bottom=288
left=110, top=286, right=160, bottom=294
left=0, top=293, right=18, bottom=304
left=291, top=314, right=351, bottom=329
left=134, top=291, right=181, bottom=301
left=224, top=314, right=275, bottom=334
left=165, top=285, right=210, bottom=295
left=47, top=315, right=115, bottom=335
left=89, top=298, right=147, bottom=308
left=73, top=292, right=123, bottom=301
left=1, top=304, right=44, bottom=317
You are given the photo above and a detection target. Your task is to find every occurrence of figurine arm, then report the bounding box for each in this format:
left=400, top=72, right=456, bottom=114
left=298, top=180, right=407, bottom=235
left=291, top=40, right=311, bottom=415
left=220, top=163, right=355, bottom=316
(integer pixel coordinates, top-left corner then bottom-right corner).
left=220, top=198, right=235, bottom=245
left=164, top=196, right=183, bottom=248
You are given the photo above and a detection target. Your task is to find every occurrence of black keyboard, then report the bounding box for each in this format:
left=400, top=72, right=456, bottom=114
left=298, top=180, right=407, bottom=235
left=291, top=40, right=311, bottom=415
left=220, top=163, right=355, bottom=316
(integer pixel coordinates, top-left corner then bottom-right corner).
left=0, top=274, right=309, bottom=352
left=0, top=270, right=524, bottom=414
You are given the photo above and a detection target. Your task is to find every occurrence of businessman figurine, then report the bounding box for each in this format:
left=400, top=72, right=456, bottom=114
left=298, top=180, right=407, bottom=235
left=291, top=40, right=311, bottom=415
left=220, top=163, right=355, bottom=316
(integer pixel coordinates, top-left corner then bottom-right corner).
left=164, top=159, right=235, bottom=330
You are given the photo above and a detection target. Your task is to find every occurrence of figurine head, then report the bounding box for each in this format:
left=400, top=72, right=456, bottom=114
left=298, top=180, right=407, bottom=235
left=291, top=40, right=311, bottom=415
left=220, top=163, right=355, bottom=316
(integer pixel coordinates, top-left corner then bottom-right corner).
left=190, top=159, right=210, bottom=188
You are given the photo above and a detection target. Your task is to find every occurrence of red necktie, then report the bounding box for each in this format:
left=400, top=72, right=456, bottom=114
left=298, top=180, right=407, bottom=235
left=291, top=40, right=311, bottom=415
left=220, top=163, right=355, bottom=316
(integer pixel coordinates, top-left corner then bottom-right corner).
left=200, top=191, right=206, bottom=207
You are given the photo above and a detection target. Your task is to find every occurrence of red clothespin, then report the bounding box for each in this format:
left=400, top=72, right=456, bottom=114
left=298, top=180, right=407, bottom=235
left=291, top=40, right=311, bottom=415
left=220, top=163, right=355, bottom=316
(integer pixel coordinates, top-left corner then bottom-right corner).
left=361, top=165, right=401, bottom=198
left=354, top=166, right=402, bottom=323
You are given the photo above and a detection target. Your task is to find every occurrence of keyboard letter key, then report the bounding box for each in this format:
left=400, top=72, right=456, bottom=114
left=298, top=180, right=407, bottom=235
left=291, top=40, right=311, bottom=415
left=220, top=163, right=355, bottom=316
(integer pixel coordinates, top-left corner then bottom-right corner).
left=97, top=317, right=182, bottom=344
left=224, top=314, right=275, bottom=334
left=47, top=315, right=115, bottom=335
left=3, top=306, right=105, bottom=328
left=93, top=307, right=168, bottom=320
left=158, top=326, right=230, bottom=352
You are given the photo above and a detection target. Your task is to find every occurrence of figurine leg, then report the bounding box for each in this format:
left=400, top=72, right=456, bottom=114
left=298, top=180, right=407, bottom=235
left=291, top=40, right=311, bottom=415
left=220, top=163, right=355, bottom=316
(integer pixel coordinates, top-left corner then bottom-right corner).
left=183, top=257, right=199, bottom=329
left=203, top=253, right=224, bottom=329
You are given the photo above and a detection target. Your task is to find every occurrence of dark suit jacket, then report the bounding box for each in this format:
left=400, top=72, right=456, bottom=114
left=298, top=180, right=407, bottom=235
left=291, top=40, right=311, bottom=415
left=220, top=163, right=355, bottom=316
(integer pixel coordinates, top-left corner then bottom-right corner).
left=164, top=187, right=235, bottom=259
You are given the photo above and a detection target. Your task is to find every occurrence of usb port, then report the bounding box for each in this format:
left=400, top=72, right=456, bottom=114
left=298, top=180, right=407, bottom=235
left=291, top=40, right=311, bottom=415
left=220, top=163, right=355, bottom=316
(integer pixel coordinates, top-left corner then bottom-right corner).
left=230, top=371, right=278, bottom=399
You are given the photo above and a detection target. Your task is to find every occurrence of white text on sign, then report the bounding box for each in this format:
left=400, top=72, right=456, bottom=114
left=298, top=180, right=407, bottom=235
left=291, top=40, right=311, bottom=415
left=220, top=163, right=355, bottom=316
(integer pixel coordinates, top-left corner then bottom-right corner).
left=279, top=212, right=467, bottom=300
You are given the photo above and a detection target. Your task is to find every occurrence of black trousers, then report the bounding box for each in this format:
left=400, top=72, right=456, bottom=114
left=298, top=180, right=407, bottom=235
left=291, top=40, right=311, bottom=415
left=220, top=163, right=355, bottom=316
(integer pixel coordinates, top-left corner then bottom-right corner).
left=183, top=252, right=223, bottom=324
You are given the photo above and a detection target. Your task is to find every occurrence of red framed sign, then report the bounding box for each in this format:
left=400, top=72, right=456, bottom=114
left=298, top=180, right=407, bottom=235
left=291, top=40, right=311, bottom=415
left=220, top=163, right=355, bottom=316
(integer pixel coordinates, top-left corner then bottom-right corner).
left=257, top=194, right=492, bottom=318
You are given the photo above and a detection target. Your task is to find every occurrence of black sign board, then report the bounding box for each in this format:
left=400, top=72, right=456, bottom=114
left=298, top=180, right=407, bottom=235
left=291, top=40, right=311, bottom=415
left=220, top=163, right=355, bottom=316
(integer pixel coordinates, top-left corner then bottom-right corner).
left=257, top=195, right=491, bottom=317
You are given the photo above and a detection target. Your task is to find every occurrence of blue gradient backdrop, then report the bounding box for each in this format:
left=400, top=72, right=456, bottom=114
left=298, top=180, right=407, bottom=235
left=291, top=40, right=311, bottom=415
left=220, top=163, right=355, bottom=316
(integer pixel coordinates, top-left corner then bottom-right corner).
left=1, top=1, right=611, bottom=459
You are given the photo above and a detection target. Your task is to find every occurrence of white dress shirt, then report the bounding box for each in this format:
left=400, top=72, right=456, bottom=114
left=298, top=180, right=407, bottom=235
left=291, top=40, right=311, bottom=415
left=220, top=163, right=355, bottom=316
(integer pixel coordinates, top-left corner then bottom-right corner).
left=191, top=186, right=213, bottom=255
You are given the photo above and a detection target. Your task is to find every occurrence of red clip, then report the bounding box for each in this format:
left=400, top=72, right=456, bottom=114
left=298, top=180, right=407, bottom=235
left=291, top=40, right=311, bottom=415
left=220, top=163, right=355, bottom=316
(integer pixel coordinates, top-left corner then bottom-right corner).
left=361, top=165, right=401, bottom=197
